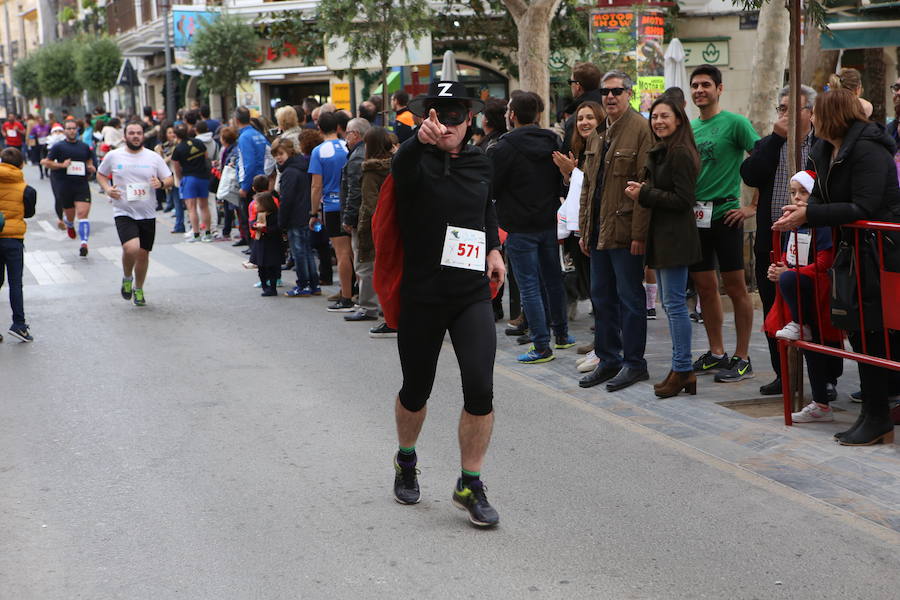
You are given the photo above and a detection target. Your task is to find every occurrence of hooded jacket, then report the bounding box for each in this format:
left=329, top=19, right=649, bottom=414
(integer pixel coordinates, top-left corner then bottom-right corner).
left=806, top=120, right=900, bottom=228
left=357, top=157, right=391, bottom=264
left=276, top=153, right=311, bottom=230
left=390, top=134, right=500, bottom=304
left=487, top=125, right=562, bottom=233
left=0, top=163, right=36, bottom=239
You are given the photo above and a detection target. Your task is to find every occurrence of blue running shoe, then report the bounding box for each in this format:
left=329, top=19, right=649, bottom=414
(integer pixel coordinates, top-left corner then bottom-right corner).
left=517, top=347, right=554, bottom=364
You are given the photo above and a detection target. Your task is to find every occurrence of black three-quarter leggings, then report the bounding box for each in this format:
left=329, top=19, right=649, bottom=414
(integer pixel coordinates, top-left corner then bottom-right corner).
left=398, top=298, right=497, bottom=416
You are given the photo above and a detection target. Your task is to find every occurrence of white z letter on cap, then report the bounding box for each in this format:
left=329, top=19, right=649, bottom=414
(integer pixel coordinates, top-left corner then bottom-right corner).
left=437, top=83, right=453, bottom=97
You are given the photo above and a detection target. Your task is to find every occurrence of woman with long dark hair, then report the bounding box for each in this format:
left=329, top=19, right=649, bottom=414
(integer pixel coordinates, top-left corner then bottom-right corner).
left=625, top=96, right=702, bottom=398
left=775, top=88, right=900, bottom=445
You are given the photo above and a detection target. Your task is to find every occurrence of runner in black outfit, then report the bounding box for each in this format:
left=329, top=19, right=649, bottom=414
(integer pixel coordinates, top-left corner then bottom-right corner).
left=390, top=81, right=506, bottom=527
left=42, top=121, right=96, bottom=257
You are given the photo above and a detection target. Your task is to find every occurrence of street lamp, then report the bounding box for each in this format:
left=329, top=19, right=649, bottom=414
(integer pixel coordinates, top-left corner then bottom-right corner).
left=161, top=0, right=176, bottom=121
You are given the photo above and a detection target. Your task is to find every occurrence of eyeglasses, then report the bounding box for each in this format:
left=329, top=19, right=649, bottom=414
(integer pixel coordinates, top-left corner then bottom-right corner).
left=599, top=88, right=627, bottom=97
left=568, top=79, right=580, bottom=86
left=891, top=83, right=900, bottom=92
left=775, top=105, right=812, bottom=114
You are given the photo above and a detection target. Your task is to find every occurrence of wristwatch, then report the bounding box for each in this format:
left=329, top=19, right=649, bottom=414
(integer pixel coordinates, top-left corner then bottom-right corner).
left=309, top=211, right=319, bottom=218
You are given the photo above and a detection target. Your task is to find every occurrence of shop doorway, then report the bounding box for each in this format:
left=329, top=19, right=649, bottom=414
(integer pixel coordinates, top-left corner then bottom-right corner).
left=265, top=81, right=331, bottom=120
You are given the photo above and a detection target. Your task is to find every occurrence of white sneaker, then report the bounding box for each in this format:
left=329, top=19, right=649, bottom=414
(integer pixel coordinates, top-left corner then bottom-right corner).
left=776, top=321, right=811, bottom=341
left=791, top=402, right=834, bottom=423
left=578, top=354, right=600, bottom=373
left=576, top=350, right=595, bottom=367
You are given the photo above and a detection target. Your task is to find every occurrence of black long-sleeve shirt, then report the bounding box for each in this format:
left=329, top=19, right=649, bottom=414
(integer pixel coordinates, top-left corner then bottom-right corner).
left=391, top=134, right=500, bottom=304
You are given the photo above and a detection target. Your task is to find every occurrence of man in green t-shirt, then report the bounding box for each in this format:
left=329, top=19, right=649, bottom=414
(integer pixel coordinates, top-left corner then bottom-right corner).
left=689, top=65, right=760, bottom=384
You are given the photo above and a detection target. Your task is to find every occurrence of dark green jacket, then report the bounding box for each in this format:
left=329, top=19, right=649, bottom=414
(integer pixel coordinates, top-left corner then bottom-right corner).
left=638, top=142, right=702, bottom=269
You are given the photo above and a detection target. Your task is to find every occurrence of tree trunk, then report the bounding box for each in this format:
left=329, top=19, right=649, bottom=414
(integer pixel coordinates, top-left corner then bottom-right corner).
left=746, top=0, right=789, bottom=137
left=381, top=61, right=389, bottom=126
left=503, top=0, right=563, bottom=128
left=863, top=47, right=886, bottom=124
left=801, top=24, right=838, bottom=92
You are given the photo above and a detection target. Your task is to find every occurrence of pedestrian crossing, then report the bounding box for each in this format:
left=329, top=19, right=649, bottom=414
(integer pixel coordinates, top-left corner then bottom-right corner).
left=21, top=240, right=251, bottom=287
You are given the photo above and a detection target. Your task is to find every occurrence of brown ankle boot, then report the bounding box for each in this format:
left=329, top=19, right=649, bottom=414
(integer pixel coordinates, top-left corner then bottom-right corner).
left=654, top=370, right=675, bottom=392
left=655, top=371, right=697, bottom=398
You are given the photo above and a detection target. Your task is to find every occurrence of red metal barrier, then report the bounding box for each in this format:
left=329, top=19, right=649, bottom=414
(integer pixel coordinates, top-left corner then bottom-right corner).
left=778, top=220, right=900, bottom=426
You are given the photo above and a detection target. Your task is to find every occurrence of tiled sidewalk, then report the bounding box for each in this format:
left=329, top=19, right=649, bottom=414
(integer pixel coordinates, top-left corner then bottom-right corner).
left=496, top=307, right=900, bottom=532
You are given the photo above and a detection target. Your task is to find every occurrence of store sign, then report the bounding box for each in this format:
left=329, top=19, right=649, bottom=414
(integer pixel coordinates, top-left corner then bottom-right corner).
left=683, top=40, right=729, bottom=67
left=172, top=10, right=219, bottom=49
left=331, top=83, right=351, bottom=112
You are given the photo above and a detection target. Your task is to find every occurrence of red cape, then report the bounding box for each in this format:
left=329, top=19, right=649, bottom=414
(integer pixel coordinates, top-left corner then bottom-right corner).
left=372, top=175, right=500, bottom=330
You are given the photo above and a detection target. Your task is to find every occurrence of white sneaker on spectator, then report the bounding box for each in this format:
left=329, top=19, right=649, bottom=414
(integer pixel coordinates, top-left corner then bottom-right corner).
left=776, top=321, right=811, bottom=341
left=792, top=402, right=834, bottom=423
left=578, top=353, right=600, bottom=373
left=576, top=350, right=596, bottom=367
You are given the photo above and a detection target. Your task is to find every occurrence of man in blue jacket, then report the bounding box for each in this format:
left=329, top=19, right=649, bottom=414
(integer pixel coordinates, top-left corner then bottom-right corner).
left=234, top=107, right=269, bottom=233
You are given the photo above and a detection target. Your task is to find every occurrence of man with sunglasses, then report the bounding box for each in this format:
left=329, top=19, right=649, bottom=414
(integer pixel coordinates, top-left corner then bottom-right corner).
left=388, top=80, right=506, bottom=528
left=577, top=70, right=653, bottom=392
left=688, top=64, right=760, bottom=384
left=740, top=84, right=840, bottom=398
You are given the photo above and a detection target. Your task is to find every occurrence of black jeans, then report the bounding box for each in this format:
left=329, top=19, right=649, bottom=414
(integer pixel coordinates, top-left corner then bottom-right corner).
left=848, top=330, right=900, bottom=410
left=755, top=230, right=780, bottom=377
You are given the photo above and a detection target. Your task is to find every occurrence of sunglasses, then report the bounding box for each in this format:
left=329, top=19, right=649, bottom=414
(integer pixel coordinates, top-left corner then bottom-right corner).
left=433, top=105, right=468, bottom=126
left=892, top=84, right=900, bottom=92
left=568, top=79, right=580, bottom=86
left=599, top=88, right=627, bottom=97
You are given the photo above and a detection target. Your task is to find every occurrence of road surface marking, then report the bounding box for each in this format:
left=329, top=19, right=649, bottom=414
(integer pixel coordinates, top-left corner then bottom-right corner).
left=173, top=242, right=244, bottom=273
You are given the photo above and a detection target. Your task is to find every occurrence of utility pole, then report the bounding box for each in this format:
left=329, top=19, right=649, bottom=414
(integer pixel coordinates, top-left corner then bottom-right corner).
left=161, top=0, right=176, bottom=121
left=3, top=0, right=14, bottom=116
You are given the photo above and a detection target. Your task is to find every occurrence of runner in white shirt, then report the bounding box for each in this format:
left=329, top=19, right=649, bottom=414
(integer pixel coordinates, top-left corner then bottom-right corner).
left=97, top=122, right=173, bottom=306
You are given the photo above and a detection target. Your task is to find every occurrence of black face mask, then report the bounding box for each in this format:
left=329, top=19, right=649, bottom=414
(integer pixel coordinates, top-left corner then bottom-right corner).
left=430, top=102, right=468, bottom=126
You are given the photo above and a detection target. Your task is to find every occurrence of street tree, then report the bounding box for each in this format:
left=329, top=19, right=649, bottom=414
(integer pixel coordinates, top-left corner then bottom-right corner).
left=190, top=13, right=259, bottom=109
left=75, top=38, right=122, bottom=98
left=12, top=53, right=42, bottom=102
left=33, top=40, right=83, bottom=102
left=317, top=0, right=431, bottom=123
left=501, top=0, right=564, bottom=127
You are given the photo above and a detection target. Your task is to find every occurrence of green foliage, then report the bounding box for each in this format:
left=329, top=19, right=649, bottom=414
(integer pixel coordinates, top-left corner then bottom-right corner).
left=75, top=38, right=122, bottom=95
left=12, top=53, right=42, bottom=100
left=33, top=40, right=82, bottom=100
left=317, top=0, right=431, bottom=72
left=254, top=13, right=324, bottom=66
left=190, top=13, right=260, bottom=98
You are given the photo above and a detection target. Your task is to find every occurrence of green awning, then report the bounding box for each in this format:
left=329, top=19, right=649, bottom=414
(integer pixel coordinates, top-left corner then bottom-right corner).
left=821, top=15, right=900, bottom=50
left=372, top=70, right=401, bottom=95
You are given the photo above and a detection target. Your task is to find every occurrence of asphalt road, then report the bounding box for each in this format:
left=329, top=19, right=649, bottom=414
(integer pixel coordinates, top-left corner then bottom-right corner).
left=2, top=165, right=899, bottom=599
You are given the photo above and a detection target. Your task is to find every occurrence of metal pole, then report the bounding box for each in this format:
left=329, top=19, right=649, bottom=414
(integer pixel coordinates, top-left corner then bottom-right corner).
left=3, top=0, right=14, bottom=116
left=788, top=0, right=802, bottom=172
left=162, top=0, right=176, bottom=121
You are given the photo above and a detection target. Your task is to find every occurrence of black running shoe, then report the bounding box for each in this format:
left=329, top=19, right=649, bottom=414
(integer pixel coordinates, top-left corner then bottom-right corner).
left=647, top=308, right=657, bottom=320
left=79, top=243, right=88, bottom=258
left=7, top=325, right=33, bottom=342
left=393, top=456, right=420, bottom=505
left=692, top=351, right=729, bottom=375
left=714, top=356, right=754, bottom=383
left=120, top=278, right=133, bottom=300
left=452, top=479, right=499, bottom=527
left=326, top=297, right=355, bottom=312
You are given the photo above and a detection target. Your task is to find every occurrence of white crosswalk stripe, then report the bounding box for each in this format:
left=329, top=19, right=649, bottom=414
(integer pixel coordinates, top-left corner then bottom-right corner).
left=23, top=250, right=86, bottom=285
left=94, top=245, right=179, bottom=278
left=172, top=242, right=245, bottom=273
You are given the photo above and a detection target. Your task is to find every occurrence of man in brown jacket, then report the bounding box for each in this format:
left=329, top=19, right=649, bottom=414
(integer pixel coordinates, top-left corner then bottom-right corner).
left=578, top=70, right=653, bottom=392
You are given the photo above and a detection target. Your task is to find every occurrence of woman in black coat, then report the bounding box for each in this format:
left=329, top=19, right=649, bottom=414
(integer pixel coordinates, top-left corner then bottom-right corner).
left=775, top=88, right=900, bottom=446
left=625, top=96, right=702, bottom=398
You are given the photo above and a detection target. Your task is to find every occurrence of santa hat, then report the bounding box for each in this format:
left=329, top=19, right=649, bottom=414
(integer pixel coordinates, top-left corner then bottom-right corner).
left=51, top=124, right=64, bottom=133
left=790, top=170, right=816, bottom=194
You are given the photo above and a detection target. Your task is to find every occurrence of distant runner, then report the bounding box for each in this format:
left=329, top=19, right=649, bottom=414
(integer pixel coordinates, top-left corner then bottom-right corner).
left=42, top=121, right=96, bottom=257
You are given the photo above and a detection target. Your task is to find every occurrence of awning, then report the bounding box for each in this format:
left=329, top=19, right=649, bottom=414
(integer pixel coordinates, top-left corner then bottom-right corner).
left=371, top=70, right=401, bottom=95
left=248, top=65, right=329, bottom=81
left=821, top=16, right=900, bottom=50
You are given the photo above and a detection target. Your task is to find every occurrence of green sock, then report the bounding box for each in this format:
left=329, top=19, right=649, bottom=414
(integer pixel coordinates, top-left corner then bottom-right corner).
left=461, top=469, right=480, bottom=485
left=398, top=446, right=416, bottom=464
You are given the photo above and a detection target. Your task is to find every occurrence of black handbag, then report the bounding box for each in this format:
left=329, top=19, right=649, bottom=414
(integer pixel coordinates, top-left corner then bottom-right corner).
left=829, top=230, right=897, bottom=331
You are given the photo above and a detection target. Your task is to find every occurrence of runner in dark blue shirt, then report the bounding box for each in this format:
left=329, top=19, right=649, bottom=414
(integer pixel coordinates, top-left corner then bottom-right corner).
left=42, top=120, right=96, bottom=257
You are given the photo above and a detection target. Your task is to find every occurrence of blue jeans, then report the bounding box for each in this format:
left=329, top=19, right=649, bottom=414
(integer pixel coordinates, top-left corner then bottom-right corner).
left=168, top=187, right=185, bottom=231
left=506, top=229, right=569, bottom=351
left=590, top=247, right=647, bottom=370
left=287, top=227, right=318, bottom=290
left=657, top=266, right=692, bottom=372
left=0, top=238, right=26, bottom=328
